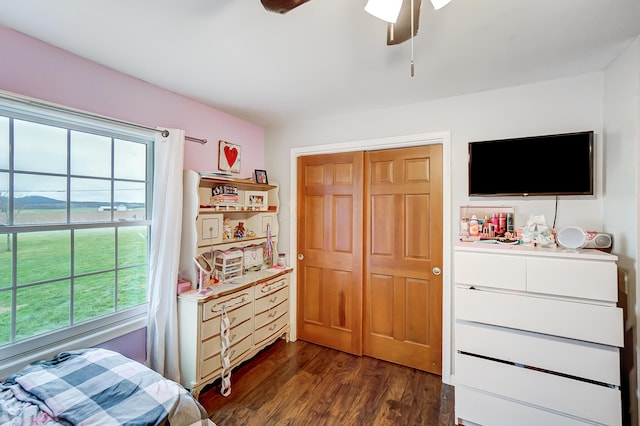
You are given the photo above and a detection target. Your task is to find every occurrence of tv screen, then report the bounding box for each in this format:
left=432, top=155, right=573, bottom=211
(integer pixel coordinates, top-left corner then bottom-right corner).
left=468, top=131, right=594, bottom=197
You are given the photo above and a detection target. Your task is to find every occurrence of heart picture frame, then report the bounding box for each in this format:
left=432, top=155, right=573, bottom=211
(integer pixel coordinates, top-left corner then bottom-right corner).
left=218, top=140, right=241, bottom=173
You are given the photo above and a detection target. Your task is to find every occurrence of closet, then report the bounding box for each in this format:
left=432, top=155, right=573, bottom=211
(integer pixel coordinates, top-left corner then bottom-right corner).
left=296, top=145, right=443, bottom=374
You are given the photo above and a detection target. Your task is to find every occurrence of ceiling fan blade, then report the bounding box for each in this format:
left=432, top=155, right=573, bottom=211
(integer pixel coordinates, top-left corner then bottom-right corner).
left=387, top=0, right=421, bottom=45
left=261, top=0, right=312, bottom=14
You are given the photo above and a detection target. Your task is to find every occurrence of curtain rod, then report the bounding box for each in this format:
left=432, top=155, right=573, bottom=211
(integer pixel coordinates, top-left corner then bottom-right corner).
left=0, top=91, right=207, bottom=145
left=151, top=129, right=207, bottom=145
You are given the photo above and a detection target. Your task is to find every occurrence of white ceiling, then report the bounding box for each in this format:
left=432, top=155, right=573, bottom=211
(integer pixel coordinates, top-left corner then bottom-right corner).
left=1, top=0, right=640, bottom=127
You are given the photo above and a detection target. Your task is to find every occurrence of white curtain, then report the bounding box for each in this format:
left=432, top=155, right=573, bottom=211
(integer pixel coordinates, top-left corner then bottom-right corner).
left=147, top=128, right=185, bottom=382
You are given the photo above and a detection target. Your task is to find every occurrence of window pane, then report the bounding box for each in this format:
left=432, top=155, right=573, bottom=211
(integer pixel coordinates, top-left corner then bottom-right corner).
left=1, top=99, right=152, bottom=361
left=118, top=266, right=147, bottom=309
left=0, top=117, right=8, bottom=169
left=114, top=181, right=146, bottom=220
left=17, top=231, right=70, bottom=284
left=71, top=131, right=111, bottom=178
left=71, top=178, right=111, bottom=223
left=0, top=289, right=10, bottom=346
left=14, top=173, right=67, bottom=225
left=74, top=272, right=115, bottom=323
left=16, top=280, right=70, bottom=341
left=114, top=139, right=146, bottom=180
left=0, top=172, right=8, bottom=225
left=75, top=228, right=115, bottom=275
left=14, top=120, right=67, bottom=174
left=0, top=234, right=11, bottom=289
left=118, top=226, right=148, bottom=267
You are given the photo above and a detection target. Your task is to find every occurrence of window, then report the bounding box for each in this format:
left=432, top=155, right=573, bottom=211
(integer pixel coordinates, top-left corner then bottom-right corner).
left=0, top=99, right=153, bottom=364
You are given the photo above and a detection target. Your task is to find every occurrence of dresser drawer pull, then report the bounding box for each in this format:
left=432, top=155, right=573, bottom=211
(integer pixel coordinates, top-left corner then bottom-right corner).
left=261, top=280, right=286, bottom=293
left=210, top=293, right=250, bottom=313
left=229, top=333, right=237, bottom=343
left=269, top=296, right=278, bottom=304
left=268, top=310, right=279, bottom=318
left=268, top=323, right=278, bottom=332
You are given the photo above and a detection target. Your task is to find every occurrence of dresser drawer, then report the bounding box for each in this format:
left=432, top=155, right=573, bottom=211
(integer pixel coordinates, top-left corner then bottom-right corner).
left=254, top=310, right=288, bottom=345
left=255, top=286, right=288, bottom=315
left=455, top=251, right=526, bottom=291
left=255, top=276, right=288, bottom=298
left=255, top=299, right=288, bottom=330
left=456, top=353, right=622, bottom=425
left=201, top=302, right=253, bottom=340
left=527, top=257, right=618, bottom=302
left=202, top=291, right=252, bottom=321
left=456, top=287, right=623, bottom=347
left=456, top=321, right=620, bottom=386
left=456, top=386, right=595, bottom=426
left=201, top=318, right=253, bottom=361
left=200, top=333, right=252, bottom=380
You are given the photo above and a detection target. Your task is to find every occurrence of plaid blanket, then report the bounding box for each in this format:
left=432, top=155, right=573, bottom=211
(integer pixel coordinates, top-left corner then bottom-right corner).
left=2, top=348, right=211, bottom=426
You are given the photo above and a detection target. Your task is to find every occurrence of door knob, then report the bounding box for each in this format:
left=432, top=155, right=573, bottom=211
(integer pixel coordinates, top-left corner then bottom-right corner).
left=297, top=254, right=304, bottom=261
left=432, top=267, right=441, bottom=276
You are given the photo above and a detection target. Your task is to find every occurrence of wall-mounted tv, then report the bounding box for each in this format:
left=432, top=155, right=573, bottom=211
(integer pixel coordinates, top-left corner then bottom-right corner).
left=468, top=131, right=594, bottom=197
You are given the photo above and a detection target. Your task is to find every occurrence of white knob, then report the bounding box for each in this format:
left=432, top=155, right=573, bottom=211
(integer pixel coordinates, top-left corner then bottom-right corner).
left=432, top=267, right=442, bottom=276
left=298, top=254, right=304, bottom=260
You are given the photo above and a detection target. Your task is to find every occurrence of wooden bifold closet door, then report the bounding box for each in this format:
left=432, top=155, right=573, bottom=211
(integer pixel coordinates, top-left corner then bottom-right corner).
left=297, top=145, right=443, bottom=374
left=363, top=145, right=443, bottom=374
left=296, top=152, right=364, bottom=355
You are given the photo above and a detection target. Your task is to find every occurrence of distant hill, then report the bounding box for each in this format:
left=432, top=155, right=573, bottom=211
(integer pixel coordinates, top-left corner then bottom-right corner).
left=0, top=196, right=143, bottom=210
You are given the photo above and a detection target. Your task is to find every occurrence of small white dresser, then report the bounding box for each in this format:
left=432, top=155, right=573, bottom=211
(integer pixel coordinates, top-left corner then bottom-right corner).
left=454, top=243, right=622, bottom=425
left=177, top=268, right=291, bottom=398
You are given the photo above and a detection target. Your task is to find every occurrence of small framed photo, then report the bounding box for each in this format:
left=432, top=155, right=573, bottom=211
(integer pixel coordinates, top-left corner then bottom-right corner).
left=254, top=169, right=268, bottom=184
left=245, top=191, right=268, bottom=210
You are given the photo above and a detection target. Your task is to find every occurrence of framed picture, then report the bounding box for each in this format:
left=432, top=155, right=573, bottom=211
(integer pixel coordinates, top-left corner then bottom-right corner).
left=218, top=140, right=241, bottom=173
left=254, top=169, right=268, bottom=184
left=245, top=191, right=268, bottom=210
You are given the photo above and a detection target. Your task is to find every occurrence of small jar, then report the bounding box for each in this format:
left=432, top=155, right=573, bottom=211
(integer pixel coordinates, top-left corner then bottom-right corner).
left=460, top=217, right=469, bottom=237
left=277, top=253, right=287, bottom=268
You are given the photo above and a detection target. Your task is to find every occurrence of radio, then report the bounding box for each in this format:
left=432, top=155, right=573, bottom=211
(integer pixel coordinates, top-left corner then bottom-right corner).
left=556, top=227, right=613, bottom=252
left=584, top=231, right=613, bottom=252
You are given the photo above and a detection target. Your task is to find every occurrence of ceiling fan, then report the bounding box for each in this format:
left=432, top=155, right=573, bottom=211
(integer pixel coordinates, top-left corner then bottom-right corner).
left=260, top=0, right=452, bottom=45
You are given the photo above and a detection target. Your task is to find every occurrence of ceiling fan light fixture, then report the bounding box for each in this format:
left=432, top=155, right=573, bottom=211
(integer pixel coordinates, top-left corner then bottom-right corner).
left=365, top=0, right=403, bottom=23
left=430, top=0, right=452, bottom=10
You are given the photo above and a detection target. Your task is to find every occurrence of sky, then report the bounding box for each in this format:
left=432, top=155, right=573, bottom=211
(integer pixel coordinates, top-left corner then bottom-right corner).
left=1, top=118, right=148, bottom=203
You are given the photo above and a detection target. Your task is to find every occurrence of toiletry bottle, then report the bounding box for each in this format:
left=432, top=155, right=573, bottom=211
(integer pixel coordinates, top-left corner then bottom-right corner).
left=469, top=215, right=479, bottom=237
left=483, top=215, right=490, bottom=236
left=490, top=213, right=498, bottom=232
left=498, top=212, right=506, bottom=236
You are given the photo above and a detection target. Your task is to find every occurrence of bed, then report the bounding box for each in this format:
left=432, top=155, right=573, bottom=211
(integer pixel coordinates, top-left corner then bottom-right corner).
left=0, top=348, right=215, bottom=425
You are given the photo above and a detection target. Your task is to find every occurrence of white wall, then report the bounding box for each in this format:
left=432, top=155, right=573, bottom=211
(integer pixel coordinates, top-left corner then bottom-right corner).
left=265, top=72, right=606, bottom=382
left=603, top=35, right=640, bottom=426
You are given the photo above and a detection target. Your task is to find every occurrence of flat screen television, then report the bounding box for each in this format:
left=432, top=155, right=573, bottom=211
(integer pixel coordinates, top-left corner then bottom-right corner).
left=468, top=131, right=594, bottom=197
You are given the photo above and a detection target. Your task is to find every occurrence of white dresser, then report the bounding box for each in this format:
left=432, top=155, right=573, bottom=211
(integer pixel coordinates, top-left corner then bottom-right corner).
left=454, top=243, right=622, bottom=425
left=177, top=268, right=291, bottom=398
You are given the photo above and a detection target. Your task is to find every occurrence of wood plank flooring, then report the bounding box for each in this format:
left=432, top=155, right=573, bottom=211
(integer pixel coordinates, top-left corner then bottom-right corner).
left=198, top=339, right=456, bottom=426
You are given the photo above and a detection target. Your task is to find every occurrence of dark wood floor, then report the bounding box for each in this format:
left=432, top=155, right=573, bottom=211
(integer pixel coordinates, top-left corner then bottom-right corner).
left=198, top=339, right=456, bottom=426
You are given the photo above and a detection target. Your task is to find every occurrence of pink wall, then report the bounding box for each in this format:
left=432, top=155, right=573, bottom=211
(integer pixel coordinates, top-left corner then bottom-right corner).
left=0, top=25, right=265, bottom=361
left=0, top=25, right=265, bottom=176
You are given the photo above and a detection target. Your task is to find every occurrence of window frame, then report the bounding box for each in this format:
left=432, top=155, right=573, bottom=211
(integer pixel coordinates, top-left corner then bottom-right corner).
left=0, top=99, right=153, bottom=369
